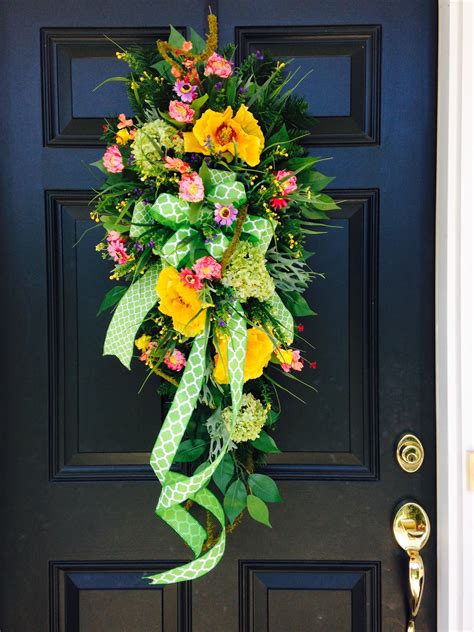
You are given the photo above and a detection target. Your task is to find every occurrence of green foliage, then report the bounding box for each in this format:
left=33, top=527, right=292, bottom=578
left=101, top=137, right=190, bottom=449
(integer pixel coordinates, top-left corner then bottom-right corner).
left=248, top=473, right=282, bottom=503
left=173, top=439, right=208, bottom=463
left=247, top=495, right=271, bottom=527
left=251, top=430, right=281, bottom=454
left=224, top=479, right=247, bottom=524
left=212, top=454, right=235, bottom=493
left=97, top=285, right=127, bottom=315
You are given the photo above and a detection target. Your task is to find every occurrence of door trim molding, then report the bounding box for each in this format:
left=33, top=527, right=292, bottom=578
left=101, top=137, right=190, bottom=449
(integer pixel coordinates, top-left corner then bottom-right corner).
left=437, top=1, right=474, bottom=629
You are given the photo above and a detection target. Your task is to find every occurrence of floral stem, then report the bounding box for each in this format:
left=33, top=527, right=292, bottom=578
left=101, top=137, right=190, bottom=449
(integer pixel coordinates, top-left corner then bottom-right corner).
left=220, top=204, right=249, bottom=272
left=151, top=365, right=179, bottom=387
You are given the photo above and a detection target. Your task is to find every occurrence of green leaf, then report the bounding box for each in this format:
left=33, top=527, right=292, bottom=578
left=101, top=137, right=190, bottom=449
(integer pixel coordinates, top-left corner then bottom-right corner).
left=247, top=495, right=272, bottom=527
left=213, top=454, right=235, bottom=494
left=199, top=160, right=213, bottom=193
left=307, top=171, right=335, bottom=192
left=151, top=60, right=174, bottom=82
left=266, top=124, right=289, bottom=148
left=174, top=439, right=207, bottom=463
left=266, top=410, right=280, bottom=427
left=248, top=474, right=282, bottom=503
left=103, top=222, right=130, bottom=233
left=168, top=25, right=185, bottom=48
left=250, top=430, right=281, bottom=453
left=189, top=27, right=206, bottom=53
left=312, top=193, right=340, bottom=211
left=226, top=77, right=237, bottom=106
left=93, top=76, right=129, bottom=92
left=224, top=479, right=247, bottom=524
left=90, top=159, right=107, bottom=174
left=281, top=290, right=316, bottom=317
left=190, top=94, right=209, bottom=117
left=97, top=285, right=127, bottom=316
left=302, top=208, right=329, bottom=221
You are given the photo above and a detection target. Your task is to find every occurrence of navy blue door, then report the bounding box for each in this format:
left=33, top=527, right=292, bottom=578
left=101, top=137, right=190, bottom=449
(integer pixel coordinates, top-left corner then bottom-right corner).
left=0, top=1, right=437, bottom=630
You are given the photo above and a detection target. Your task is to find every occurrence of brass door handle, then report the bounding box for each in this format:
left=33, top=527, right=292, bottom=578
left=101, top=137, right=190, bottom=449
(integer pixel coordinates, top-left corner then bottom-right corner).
left=393, top=502, right=431, bottom=631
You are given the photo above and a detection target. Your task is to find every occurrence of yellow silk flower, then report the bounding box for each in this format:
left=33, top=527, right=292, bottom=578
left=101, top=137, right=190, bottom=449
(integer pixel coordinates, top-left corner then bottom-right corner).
left=183, top=105, right=264, bottom=167
left=156, top=267, right=207, bottom=337
left=214, top=327, right=274, bottom=383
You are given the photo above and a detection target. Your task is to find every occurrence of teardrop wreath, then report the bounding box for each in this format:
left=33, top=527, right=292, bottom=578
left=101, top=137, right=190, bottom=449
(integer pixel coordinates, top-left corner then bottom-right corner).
left=91, top=15, right=339, bottom=584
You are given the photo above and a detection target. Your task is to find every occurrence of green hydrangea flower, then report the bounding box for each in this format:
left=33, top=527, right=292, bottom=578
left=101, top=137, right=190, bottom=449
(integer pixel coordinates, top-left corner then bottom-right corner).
left=222, top=241, right=275, bottom=302
left=131, top=119, right=184, bottom=177
left=222, top=393, right=268, bottom=443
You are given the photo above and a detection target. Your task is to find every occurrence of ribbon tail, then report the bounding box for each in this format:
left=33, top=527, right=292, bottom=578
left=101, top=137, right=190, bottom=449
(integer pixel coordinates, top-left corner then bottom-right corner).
left=103, top=263, right=160, bottom=368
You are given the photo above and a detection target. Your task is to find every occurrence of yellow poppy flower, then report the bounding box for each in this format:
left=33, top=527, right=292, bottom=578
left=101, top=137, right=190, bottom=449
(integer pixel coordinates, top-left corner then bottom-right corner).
left=213, top=327, right=274, bottom=384
left=156, top=267, right=207, bottom=337
left=135, top=334, right=151, bottom=352
left=183, top=105, right=264, bottom=167
left=115, top=128, right=132, bottom=145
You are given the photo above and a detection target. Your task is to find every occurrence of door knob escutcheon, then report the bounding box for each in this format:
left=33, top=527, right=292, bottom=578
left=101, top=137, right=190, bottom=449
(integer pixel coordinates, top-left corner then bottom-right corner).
left=393, top=502, right=431, bottom=632
left=396, top=434, right=424, bottom=472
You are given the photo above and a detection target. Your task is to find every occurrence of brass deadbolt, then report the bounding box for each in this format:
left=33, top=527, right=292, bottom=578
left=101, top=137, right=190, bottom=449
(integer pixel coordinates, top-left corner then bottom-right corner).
left=396, top=434, right=424, bottom=473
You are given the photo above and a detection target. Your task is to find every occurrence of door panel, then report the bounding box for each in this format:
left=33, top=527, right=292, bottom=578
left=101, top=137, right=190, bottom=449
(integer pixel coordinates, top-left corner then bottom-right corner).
left=0, top=1, right=437, bottom=630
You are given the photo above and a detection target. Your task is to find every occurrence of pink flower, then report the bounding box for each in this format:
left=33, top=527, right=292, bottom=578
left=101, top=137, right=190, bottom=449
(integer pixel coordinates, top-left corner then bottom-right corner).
left=270, top=197, right=289, bottom=210
left=107, top=240, right=128, bottom=264
left=275, top=169, right=298, bottom=195
left=173, top=80, right=198, bottom=102
left=106, top=230, right=122, bottom=242
left=279, top=349, right=304, bottom=373
left=117, top=113, right=133, bottom=129
left=214, top=203, right=238, bottom=226
left=139, top=341, right=157, bottom=362
left=179, top=267, right=204, bottom=290
left=178, top=172, right=205, bottom=202
left=204, top=52, right=233, bottom=79
left=102, top=145, right=124, bottom=173
left=193, top=256, right=222, bottom=281
left=168, top=100, right=195, bottom=124
left=182, top=41, right=193, bottom=52
left=164, top=349, right=187, bottom=371
left=164, top=156, right=191, bottom=174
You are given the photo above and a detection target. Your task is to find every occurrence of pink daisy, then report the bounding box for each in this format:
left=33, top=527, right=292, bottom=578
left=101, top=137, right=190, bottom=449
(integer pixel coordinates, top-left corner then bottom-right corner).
left=178, top=172, right=205, bottom=202
left=102, top=145, right=124, bottom=173
left=179, top=267, right=204, bottom=290
left=164, top=349, right=187, bottom=372
left=193, top=256, right=222, bottom=280
left=173, top=80, right=198, bottom=102
left=168, top=100, right=195, bottom=123
left=214, top=203, right=238, bottom=226
left=275, top=169, right=298, bottom=195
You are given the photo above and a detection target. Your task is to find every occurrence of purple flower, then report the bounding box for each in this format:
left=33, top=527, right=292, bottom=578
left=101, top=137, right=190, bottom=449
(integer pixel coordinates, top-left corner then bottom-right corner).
left=134, top=242, right=144, bottom=252
left=255, top=50, right=264, bottom=61
left=214, top=81, right=223, bottom=91
left=173, top=80, right=198, bottom=103
left=147, top=240, right=155, bottom=249
left=214, top=203, right=238, bottom=226
left=218, top=319, right=227, bottom=327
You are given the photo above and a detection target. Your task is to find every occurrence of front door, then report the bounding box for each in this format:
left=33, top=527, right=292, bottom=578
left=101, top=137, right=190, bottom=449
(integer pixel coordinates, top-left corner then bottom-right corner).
left=0, top=1, right=437, bottom=630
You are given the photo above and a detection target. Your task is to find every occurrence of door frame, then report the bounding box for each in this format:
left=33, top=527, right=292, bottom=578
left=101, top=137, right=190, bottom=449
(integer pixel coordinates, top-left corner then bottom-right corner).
left=437, top=1, right=474, bottom=629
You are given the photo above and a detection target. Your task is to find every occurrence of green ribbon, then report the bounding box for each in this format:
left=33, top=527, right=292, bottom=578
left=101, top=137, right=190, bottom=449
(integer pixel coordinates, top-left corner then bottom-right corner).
left=102, top=168, right=295, bottom=584
left=147, top=305, right=247, bottom=584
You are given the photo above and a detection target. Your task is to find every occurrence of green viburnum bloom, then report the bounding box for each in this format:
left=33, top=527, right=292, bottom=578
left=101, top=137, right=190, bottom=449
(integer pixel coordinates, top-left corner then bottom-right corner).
left=222, top=393, right=268, bottom=443
left=222, top=241, right=275, bottom=302
left=131, top=119, right=184, bottom=177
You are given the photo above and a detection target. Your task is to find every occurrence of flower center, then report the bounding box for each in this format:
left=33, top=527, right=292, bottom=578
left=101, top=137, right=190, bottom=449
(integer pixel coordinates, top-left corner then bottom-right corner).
left=188, top=183, right=199, bottom=196
left=216, top=123, right=236, bottom=145
left=180, top=83, right=193, bottom=93
left=185, top=274, right=195, bottom=284
left=219, top=206, right=231, bottom=218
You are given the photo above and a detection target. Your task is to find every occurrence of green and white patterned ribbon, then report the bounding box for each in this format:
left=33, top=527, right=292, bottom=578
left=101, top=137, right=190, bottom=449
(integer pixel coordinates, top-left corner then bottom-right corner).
left=103, top=263, right=160, bottom=368
left=147, top=305, right=247, bottom=584
left=102, top=168, right=295, bottom=584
